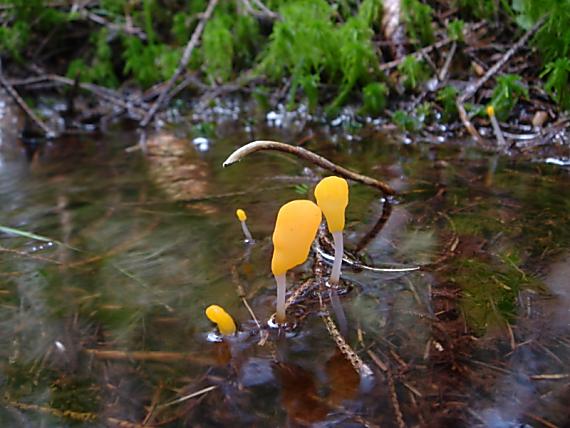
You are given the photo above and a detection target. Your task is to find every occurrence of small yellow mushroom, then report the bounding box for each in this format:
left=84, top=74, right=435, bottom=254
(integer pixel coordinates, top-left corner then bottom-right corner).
left=236, top=209, right=247, bottom=222
left=235, top=208, right=253, bottom=242
left=314, top=176, right=349, bottom=285
left=486, top=105, right=506, bottom=148
left=205, top=305, right=237, bottom=336
left=271, top=200, right=322, bottom=324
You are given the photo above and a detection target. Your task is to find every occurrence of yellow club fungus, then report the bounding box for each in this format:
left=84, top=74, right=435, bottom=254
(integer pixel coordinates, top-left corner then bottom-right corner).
left=235, top=208, right=253, bottom=242
left=205, top=305, right=237, bottom=336
left=314, top=176, right=349, bottom=285
left=271, top=200, right=322, bottom=324
left=236, top=208, right=247, bottom=222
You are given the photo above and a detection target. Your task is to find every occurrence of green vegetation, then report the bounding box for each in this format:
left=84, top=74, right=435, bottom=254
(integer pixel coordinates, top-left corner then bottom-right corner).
left=0, top=0, right=569, bottom=123
left=397, top=55, right=428, bottom=91
left=488, top=74, right=529, bottom=120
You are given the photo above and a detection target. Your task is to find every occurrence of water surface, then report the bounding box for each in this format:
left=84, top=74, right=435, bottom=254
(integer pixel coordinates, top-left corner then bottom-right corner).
left=1, top=117, right=569, bottom=427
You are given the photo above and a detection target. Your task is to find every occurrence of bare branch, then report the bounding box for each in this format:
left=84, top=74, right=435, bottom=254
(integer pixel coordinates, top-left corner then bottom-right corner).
left=140, top=0, right=219, bottom=128
left=223, top=140, right=396, bottom=195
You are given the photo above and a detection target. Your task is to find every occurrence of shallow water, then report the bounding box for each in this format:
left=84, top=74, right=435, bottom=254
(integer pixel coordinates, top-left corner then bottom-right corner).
left=0, top=117, right=569, bottom=427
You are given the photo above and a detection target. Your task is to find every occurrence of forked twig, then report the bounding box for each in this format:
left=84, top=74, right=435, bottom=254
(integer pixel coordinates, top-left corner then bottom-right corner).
left=456, top=16, right=547, bottom=143
left=140, top=0, right=219, bottom=127
left=223, top=140, right=396, bottom=195
left=0, top=71, right=55, bottom=137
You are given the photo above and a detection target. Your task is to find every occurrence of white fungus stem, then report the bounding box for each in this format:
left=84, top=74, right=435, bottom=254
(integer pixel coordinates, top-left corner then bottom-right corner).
left=329, top=231, right=344, bottom=286
left=489, top=115, right=506, bottom=148
left=275, top=273, right=287, bottom=324
left=240, top=221, right=253, bottom=242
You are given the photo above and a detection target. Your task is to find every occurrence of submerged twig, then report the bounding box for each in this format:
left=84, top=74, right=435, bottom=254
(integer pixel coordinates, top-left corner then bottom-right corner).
left=156, top=385, right=217, bottom=409
left=316, top=246, right=420, bottom=273
left=223, top=140, right=396, bottom=195
left=0, top=245, right=62, bottom=264
left=231, top=266, right=266, bottom=344
left=354, top=197, right=393, bottom=254
left=313, top=241, right=374, bottom=380
left=6, top=400, right=148, bottom=428
left=368, top=350, right=405, bottom=428
left=83, top=349, right=211, bottom=365
left=319, top=292, right=374, bottom=380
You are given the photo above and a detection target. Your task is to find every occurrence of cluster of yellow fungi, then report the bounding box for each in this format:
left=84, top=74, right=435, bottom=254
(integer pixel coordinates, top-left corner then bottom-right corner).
left=270, top=176, right=349, bottom=324
left=206, top=175, right=349, bottom=335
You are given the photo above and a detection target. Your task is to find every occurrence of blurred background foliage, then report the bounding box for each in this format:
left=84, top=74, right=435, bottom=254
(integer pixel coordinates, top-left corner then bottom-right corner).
left=0, top=0, right=569, bottom=113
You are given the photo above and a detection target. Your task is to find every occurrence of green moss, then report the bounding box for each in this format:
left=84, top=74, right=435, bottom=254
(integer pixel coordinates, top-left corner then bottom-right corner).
left=437, top=86, right=460, bottom=122
left=202, top=14, right=234, bottom=83
left=398, top=55, right=428, bottom=91
left=3, top=0, right=570, bottom=112
left=361, top=82, right=388, bottom=115
left=489, top=74, right=528, bottom=120
left=260, top=0, right=381, bottom=111
left=453, top=255, right=541, bottom=335
left=402, top=0, right=435, bottom=45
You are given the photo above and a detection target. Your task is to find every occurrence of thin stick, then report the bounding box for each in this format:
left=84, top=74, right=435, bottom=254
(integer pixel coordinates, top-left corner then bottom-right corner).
left=386, top=361, right=406, bottom=428
left=438, top=41, right=456, bottom=82
left=231, top=266, right=264, bottom=342
left=354, top=198, right=392, bottom=253
left=314, top=240, right=374, bottom=380
left=140, top=0, right=219, bottom=127
left=81, top=10, right=147, bottom=40
left=458, top=17, right=546, bottom=104
left=319, top=293, right=374, bottom=380
left=379, top=22, right=485, bottom=72
left=316, top=245, right=419, bottom=273
left=6, top=400, right=148, bottom=428
left=157, top=385, right=217, bottom=409
left=223, top=140, right=396, bottom=195
left=9, top=74, right=148, bottom=119
left=0, top=245, right=62, bottom=264
left=0, top=71, right=55, bottom=137
left=83, top=349, right=211, bottom=365
left=456, top=16, right=546, bottom=143
left=529, top=373, right=569, bottom=380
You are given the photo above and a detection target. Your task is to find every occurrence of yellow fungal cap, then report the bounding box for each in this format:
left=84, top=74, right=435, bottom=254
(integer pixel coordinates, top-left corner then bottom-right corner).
left=205, top=305, right=237, bottom=336
left=314, top=176, right=349, bottom=233
left=236, top=209, right=247, bottom=222
left=486, top=105, right=495, bottom=117
left=271, top=200, right=322, bottom=276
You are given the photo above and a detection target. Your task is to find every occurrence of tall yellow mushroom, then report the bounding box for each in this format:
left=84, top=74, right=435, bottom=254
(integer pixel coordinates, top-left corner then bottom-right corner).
left=314, top=176, right=349, bottom=286
left=272, top=200, right=322, bottom=324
